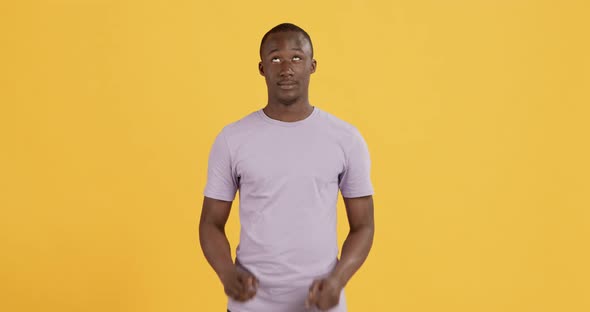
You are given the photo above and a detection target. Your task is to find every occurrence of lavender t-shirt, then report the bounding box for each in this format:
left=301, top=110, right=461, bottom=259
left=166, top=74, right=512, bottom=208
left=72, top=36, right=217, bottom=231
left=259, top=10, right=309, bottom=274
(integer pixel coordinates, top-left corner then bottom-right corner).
left=204, top=107, right=373, bottom=312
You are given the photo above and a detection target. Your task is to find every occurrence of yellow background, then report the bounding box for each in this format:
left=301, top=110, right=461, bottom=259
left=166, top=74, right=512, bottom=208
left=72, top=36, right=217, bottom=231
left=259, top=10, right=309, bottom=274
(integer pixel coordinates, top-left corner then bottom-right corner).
left=1, top=0, right=589, bottom=311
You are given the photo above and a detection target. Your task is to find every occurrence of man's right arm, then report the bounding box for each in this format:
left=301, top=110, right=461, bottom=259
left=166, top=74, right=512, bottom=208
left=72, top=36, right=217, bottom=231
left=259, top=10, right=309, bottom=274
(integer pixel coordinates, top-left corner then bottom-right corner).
left=199, top=196, right=257, bottom=301
left=199, top=196, right=235, bottom=277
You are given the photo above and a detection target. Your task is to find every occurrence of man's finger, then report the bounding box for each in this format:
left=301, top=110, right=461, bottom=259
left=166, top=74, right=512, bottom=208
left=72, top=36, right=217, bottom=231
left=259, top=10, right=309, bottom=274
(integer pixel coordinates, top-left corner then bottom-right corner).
left=234, top=278, right=246, bottom=293
left=244, top=276, right=256, bottom=299
left=246, top=276, right=255, bottom=291
left=229, top=279, right=245, bottom=300
left=252, top=277, right=260, bottom=291
left=226, top=287, right=240, bottom=301
left=237, top=283, right=253, bottom=302
left=236, top=273, right=257, bottom=301
left=306, top=280, right=321, bottom=308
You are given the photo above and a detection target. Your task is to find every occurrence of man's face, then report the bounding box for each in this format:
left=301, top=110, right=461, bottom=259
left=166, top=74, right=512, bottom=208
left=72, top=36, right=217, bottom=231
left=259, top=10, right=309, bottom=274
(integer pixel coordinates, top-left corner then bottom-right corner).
left=259, top=31, right=316, bottom=105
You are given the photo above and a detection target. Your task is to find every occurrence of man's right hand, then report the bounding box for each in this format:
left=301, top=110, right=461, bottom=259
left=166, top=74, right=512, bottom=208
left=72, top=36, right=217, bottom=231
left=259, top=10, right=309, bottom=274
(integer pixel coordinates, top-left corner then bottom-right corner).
left=220, top=265, right=259, bottom=302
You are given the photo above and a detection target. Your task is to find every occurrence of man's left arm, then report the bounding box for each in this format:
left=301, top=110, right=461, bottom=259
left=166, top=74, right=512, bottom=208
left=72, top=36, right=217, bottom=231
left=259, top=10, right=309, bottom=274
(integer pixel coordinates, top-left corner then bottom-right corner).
left=307, top=195, right=375, bottom=310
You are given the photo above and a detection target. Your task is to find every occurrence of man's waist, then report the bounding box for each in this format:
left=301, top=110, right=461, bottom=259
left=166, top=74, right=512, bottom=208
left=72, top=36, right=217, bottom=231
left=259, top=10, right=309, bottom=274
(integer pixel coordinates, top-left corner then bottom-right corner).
left=236, top=255, right=338, bottom=288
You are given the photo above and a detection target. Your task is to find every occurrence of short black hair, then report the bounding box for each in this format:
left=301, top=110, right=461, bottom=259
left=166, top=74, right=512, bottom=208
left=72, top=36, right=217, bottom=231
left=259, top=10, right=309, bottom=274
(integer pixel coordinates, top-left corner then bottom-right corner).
left=259, top=23, right=314, bottom=59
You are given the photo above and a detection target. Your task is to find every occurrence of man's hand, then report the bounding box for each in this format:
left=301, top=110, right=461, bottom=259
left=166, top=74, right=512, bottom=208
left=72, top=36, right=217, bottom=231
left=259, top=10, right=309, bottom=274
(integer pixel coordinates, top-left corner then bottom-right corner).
left=220, top=264, right=259, bottom=302
left=305, top=276, right=343, bottom=311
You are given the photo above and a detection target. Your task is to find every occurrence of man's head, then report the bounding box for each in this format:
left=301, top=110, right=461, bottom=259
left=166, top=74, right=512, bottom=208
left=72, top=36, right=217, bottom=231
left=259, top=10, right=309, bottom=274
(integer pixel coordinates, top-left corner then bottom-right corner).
left=259, top=23, right=317, bottom=106
left=259, top=23, right=314, bottom=59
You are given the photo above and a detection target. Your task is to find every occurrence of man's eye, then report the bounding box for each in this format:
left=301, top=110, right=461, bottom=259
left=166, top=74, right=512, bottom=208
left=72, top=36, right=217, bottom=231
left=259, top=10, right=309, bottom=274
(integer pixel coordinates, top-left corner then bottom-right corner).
left=293, top=56, right=301, bottom=61
left=271, top=58, right=280, bottom=63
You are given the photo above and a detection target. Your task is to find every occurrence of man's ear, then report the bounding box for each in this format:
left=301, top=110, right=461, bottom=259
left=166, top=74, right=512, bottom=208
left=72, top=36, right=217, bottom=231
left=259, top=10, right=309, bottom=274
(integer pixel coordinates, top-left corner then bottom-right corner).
left=259, top=61, right=264, bottom=76
left=310, top=59, right=317, bottom=74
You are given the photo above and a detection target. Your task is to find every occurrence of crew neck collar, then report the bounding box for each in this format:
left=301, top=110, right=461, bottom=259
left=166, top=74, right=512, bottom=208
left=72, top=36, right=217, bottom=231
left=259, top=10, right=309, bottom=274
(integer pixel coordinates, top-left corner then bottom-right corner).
left=257, top=106, right=320, bottom=127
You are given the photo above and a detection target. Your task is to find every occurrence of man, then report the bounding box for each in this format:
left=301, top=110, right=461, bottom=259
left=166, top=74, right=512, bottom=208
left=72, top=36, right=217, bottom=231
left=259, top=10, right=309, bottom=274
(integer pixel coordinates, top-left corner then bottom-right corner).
left=199, top=23, right=375, bottom=312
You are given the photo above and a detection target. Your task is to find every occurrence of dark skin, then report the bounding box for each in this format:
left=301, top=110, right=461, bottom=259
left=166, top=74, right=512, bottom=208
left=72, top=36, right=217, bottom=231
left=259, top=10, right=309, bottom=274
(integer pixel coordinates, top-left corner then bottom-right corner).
left=199, top=197, right=258, bottom=302
left=199, top=31, right=375, bottom=311
left=305, top=195, right=374, bottom=310
left=258, top=31, right=316, bottom=121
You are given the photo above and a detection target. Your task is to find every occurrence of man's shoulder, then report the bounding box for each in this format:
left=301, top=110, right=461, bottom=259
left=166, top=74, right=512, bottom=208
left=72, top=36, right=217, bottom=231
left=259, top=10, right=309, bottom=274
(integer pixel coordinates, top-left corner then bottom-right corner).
left=217, top=110, right=262, bottom=137
left=317, top=107, right=361, bottom=137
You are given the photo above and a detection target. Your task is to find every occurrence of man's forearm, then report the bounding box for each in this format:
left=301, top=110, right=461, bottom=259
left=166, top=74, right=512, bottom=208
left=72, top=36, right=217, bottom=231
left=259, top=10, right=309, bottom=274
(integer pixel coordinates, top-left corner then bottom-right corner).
left=199, top=223, right=235, bottom=280
left=329, top=224, right=374, bottom=287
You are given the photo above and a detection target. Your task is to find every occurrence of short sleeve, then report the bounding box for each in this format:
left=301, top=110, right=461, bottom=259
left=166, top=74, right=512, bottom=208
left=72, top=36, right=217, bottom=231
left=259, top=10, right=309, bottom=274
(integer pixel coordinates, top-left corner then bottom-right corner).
left=339, top=129, right=374, bottom=198
left=203, top=129, right=238, bottom=201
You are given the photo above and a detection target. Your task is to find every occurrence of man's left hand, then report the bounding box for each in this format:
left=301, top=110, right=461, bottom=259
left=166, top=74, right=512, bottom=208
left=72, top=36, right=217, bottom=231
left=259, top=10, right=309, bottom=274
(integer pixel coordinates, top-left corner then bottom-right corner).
left=305, top=275, right=343, bottom=311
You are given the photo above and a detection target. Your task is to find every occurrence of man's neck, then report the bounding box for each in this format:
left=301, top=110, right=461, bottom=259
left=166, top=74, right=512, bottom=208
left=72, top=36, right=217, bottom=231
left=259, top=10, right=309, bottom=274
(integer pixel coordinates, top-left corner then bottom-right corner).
left=263, top=100, right=314, bottom=122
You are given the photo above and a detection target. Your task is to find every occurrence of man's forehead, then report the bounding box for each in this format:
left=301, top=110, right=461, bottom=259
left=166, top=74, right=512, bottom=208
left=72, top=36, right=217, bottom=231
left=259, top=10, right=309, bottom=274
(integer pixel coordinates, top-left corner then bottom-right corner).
left=262, top=32, right=311, bottom=52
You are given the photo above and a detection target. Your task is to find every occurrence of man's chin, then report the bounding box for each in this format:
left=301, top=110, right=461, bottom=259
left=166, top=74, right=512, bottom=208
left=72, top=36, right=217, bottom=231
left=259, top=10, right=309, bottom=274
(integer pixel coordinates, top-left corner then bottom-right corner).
left=275, top=94, right=300, bottom=106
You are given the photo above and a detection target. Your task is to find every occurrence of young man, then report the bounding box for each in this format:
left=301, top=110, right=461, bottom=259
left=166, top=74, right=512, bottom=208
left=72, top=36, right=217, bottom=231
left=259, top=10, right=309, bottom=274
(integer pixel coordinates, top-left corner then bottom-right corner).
left=200, top=23, right=375, bottom=312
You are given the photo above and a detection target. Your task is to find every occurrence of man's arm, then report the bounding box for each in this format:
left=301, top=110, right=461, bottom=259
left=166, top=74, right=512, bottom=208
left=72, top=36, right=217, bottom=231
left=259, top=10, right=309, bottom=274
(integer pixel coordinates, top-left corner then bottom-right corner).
left=332, top=195, right=375, bottom=285
left=307, top=195, right=375, bottom=310
left=199, top=196, right=258, bottom=301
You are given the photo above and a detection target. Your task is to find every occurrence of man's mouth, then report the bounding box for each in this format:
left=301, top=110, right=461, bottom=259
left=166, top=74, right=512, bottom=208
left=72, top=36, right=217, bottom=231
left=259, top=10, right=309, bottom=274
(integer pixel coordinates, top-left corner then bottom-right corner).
left=278, top=81, right=297, bottom=89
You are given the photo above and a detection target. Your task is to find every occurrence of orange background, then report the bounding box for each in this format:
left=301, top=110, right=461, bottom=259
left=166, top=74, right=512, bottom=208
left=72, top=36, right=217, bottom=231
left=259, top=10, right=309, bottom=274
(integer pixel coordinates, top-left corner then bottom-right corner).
left=1, top=1, right=589, bottom=311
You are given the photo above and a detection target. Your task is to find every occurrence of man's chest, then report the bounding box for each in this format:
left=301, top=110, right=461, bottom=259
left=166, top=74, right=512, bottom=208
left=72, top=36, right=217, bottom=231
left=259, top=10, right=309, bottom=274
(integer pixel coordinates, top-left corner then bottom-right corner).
left=233, top=134, right=346, bottom=187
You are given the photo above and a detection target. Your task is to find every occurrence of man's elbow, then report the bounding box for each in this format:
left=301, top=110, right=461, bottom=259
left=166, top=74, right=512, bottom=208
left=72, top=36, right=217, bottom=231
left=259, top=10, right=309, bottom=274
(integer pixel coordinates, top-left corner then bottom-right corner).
left=350, top=221, right=374, bottom=235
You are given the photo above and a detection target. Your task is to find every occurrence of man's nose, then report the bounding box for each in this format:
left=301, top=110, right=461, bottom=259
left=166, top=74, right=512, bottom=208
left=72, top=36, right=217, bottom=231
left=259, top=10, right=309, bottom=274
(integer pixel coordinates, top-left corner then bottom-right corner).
left=279, top=62, right=294, bottom=76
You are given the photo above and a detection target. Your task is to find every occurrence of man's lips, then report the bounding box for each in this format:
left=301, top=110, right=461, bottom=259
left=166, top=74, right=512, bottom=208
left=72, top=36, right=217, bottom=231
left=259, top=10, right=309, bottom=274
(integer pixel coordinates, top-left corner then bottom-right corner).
left=277, top=81, right=297, bottom=85
left=277, top=81, right=297, bottom=89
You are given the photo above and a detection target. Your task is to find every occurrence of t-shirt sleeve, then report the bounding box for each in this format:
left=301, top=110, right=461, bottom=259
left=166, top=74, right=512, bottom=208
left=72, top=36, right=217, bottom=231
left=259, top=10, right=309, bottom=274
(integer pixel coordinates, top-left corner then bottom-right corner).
left=339, top=129, right=374, bottom=198
left=203, top=129, right=238, bottom=201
